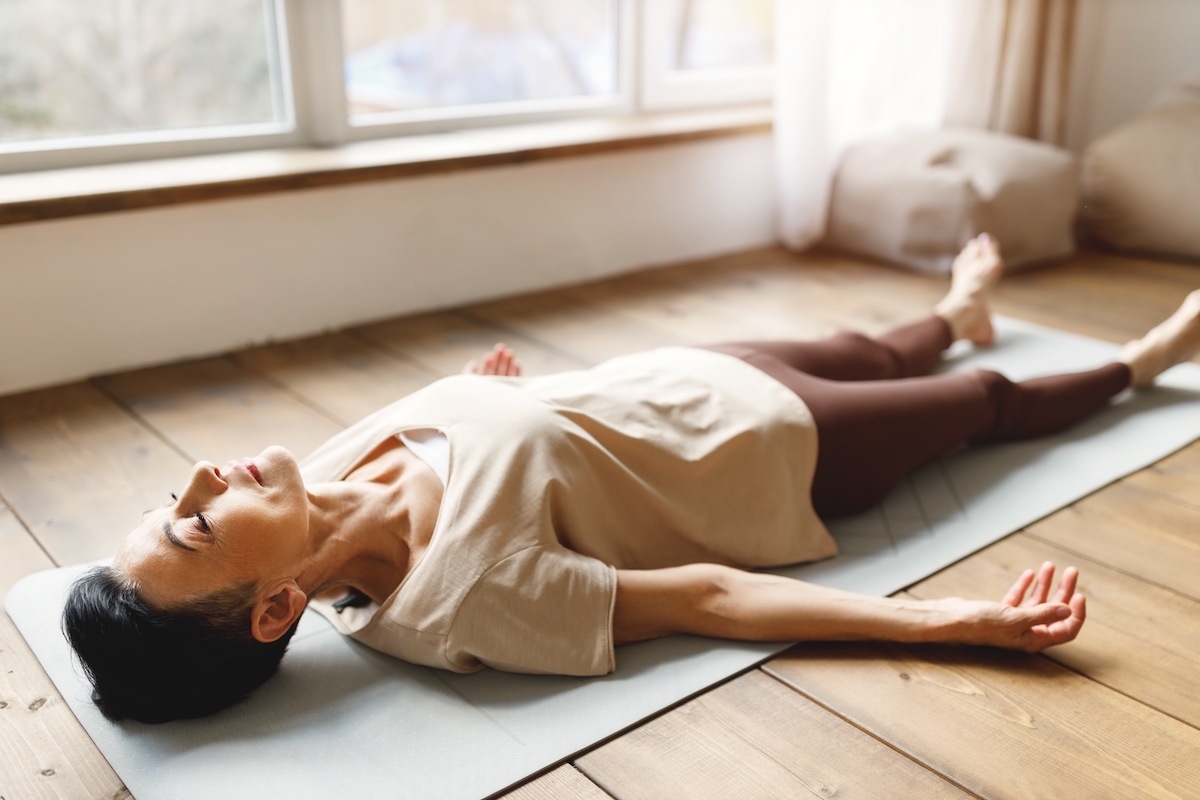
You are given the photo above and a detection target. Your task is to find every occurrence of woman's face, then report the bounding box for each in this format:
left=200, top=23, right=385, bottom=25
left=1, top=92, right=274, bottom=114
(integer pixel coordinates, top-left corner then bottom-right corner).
left=116, top=446, right=309, bottom=608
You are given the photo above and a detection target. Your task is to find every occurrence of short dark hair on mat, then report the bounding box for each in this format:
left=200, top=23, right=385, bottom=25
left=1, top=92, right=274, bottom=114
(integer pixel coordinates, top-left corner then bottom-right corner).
left=62, top=566, right=299, bottom=724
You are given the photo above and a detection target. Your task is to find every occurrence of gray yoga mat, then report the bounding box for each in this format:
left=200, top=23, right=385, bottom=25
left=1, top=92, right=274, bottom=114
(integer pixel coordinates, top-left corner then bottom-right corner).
left=9, top=316, right=1200, bottom=800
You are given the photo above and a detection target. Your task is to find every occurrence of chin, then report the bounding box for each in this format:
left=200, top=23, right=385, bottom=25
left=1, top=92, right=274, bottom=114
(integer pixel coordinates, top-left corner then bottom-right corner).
left=256, top=446, right=302, bottom=486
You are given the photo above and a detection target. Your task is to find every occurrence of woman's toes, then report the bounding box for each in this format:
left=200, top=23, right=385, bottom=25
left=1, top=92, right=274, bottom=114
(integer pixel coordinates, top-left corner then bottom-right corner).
left=950, top=236, right=1004, bottom=299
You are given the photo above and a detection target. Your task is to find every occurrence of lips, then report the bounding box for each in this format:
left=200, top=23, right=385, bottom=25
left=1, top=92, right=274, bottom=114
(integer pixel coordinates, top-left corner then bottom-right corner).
left=240, top=458, right=264, bottom=486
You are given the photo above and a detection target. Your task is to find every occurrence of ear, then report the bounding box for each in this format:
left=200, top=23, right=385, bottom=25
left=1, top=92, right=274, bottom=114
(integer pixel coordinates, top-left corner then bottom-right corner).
left=250, top=581, right=308, bottom=643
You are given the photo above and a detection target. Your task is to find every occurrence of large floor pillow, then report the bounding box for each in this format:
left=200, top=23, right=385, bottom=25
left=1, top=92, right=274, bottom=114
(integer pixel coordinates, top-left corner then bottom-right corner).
left=827, top=128, right=1078, bottom=274
left=1081, top=100, right=1200, bottom=259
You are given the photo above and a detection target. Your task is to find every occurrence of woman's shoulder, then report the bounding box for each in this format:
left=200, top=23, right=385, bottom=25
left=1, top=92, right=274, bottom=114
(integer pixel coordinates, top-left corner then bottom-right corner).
left=298, top=376, right=533, bottom=484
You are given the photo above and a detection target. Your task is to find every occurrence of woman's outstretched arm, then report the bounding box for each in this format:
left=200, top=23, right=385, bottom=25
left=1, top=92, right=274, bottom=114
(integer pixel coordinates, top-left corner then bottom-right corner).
left=613, top=561, right=1085, bottom=653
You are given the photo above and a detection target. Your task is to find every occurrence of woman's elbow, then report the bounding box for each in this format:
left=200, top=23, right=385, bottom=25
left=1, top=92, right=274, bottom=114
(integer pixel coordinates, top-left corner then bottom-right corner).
left=674, top=563, right=745, bottom=638
left=613, top=563, right=736, bottom=644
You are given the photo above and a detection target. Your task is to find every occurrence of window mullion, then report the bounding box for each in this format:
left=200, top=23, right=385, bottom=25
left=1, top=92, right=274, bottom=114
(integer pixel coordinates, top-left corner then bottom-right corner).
left=615, top=0, right=639, bottom=113
left=287, top=0, right=350, bottom=147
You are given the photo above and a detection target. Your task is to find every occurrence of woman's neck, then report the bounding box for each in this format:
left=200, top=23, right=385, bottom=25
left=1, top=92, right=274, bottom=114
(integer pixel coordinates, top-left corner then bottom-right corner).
left=293, top=445, right=444, bottom=604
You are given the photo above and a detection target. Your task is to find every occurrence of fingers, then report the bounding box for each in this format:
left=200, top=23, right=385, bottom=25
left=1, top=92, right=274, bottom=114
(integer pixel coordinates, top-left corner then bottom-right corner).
left=1025, top=595, right=1087, bottom=651
left=1052, top=566, right=1078, bottom=604
left=1004, top=562, right=1080, bottom=610
left=1027, top=561, right=1056, bottom=606
left=1024, top=602, right=1072, bottom=628
left=1002, top=569, right=1036, bottom=606
left=463, top=344, right=523, bottom=376
left=1067, top=594, right=1087, bottom=637
left=497, top=346, right=517, bottom=376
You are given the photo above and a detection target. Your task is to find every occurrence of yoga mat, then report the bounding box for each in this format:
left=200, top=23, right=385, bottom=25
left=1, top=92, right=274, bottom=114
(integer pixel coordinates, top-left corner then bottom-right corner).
left=9, top=316, right=1200, bottom=800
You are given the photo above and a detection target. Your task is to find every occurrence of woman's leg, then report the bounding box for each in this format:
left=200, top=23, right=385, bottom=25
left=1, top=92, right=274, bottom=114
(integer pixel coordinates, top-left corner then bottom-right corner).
left=708, top=317, right=953, bottom=382
left=741, top=357, right=1131, bottom=518
left=709, top=234, right=1005, bottom=382
left=763, top=277, right=1200, bottom=518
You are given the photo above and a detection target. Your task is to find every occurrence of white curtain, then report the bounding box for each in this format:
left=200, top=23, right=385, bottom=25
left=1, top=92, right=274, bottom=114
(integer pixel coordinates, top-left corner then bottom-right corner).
left=944, top=0, right=1078, bottom=143
left=775, top=0, right=1077, bottom=250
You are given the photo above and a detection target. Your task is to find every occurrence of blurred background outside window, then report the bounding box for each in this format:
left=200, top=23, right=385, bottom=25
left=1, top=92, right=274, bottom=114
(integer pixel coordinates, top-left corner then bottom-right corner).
left=641, top=0, right=774, bottom=110
left=342, top=0, right=618, bottom=120
left=663, top=0, right=773, bottom=71
left=0, top=0, right=772, bottom=171
left=0, top=0, right=288, bottom=146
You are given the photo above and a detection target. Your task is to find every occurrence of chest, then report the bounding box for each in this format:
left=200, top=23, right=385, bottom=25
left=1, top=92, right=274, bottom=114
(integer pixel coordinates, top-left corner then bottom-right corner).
left=344, top=436, right=445, bottom=564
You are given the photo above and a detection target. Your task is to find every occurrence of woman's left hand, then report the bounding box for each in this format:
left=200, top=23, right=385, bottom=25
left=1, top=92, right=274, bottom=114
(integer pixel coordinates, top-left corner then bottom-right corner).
left=933, top=561, right=1086, bottom=653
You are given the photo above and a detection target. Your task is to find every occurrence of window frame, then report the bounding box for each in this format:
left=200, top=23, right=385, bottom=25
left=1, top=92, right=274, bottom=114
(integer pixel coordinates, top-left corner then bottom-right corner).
left=0, top=0, right=771, bottom=175
left=637, top=0, right=774, bottom=112
left=332, top=0, right=639, bottom=142
left=0, top=0, right=302, bottom=173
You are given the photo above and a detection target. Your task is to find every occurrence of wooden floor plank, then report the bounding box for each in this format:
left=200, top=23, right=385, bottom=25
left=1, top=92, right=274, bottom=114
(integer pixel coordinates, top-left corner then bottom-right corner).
left=499, top=764, right=612, bottom=800
left=467, top=290, right=686, bottom=365
left=559, top=271, right=798, bottom=346
left=0, top=613, right=127, bottom=800
left=96, top=357, right=344, bottom=464
left=576, top=253, right=940, bottom=344
left=766, top=643, right=1200, bottom=800
left=0, top=383, right=191, bottom=565
left=907, top=533, right=1200, bottom=729
left=576, top=670, right=970, bottom=800
left=666, top=250, right=947, bottom=339
left=992, top=253, right=1199, bottom=344
left=357, top=310, right=589, bottom=377
left=1123, top=443, right=1200, bottom=509
left=1026, top=480, right=1200, bottom=601
left=0, top=502, right=54, bottom=604
left=233, top=331, right=439, bottom=428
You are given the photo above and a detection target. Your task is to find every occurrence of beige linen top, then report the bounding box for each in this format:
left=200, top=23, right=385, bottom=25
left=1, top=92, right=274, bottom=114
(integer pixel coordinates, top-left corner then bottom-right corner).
left=304, top=346, right=835, bottom=677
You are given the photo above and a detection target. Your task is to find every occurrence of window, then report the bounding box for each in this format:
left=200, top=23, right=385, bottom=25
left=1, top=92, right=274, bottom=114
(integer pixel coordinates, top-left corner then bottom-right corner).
left=0, top=0, right=297, bottom=170
left=336, top=0, right=634, bottom=137
left=640, top=0, right=774, bottom=110
left=0, top=0, right=772, bottom=173
left=344, top=1, right=619, bottom=117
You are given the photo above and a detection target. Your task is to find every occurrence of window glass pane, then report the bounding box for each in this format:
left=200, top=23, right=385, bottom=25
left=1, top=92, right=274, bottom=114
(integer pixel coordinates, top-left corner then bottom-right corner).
left=0, top=0, right=286, bottom=145
left=343, top=0, right=617, bottom=118
left=664, top=0, right=773, bottom=71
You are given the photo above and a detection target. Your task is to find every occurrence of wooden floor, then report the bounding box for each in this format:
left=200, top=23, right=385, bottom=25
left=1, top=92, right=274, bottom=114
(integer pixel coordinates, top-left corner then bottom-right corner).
left=3, top=245, right=1200, bottom=800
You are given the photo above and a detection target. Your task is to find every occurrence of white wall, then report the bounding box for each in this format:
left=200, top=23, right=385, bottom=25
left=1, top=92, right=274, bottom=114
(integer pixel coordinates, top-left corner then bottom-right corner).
left=1066, top=0, right=1200, bottom=152
left=0, top=133, right=775, bottom=395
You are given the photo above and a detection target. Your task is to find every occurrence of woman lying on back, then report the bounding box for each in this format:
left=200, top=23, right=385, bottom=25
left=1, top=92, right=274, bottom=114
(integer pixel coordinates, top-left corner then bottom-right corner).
left=64, top=235, right=1200, bottom=723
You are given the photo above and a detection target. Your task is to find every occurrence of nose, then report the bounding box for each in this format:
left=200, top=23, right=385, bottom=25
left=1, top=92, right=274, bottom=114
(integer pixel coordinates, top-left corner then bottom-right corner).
left=177, top=461, right=227, bottom=508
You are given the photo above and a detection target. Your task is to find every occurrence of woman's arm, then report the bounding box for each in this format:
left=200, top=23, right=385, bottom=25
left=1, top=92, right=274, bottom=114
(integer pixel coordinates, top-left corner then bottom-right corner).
left=613, top=561, right=1086, bottom=653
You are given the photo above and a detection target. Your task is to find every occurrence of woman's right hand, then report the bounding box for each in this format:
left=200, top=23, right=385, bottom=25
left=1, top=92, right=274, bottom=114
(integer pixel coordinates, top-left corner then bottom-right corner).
left=462, top=343, right=523, bottom=376
left=932, top=561, right=1086, bottom=653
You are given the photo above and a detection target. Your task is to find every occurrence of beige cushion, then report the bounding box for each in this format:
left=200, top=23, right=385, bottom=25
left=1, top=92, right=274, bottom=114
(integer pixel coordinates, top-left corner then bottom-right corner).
left=826, top=129, right=1078, bottom=274
left=1081, top=101, right=1200, bottom=259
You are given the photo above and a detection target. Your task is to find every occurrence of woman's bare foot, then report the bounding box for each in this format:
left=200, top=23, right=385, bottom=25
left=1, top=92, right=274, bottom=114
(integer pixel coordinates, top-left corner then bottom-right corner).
left=934, top=233, right=1004, bottom=346
left=1120, top=290, right=1200, bottom=387
left=462, top=343, right=523, bottom=377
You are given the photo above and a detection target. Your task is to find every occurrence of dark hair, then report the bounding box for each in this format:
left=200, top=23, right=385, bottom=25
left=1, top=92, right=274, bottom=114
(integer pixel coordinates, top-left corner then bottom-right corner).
left=62, top=566, right=299, bottom=724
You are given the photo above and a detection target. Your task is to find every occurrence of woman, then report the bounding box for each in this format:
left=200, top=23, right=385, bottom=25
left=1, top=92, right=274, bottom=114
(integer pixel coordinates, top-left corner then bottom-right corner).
left=64, top=235, right=1200, bottom=723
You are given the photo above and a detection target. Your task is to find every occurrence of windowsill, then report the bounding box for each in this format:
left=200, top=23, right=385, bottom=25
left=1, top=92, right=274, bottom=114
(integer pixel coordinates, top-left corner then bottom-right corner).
left=0, top=106, right=772, bottom=226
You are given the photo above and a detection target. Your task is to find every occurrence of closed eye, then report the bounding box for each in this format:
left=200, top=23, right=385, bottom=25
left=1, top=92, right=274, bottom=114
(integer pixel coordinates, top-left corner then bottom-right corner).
left=195, top=512, right=211, bottom=535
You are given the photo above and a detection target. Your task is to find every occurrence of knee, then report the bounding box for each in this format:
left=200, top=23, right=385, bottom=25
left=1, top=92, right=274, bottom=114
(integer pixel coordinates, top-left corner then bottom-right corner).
left=972, top=369, right=1022, bottom=441
left=831, top=331, right=903, bottom=378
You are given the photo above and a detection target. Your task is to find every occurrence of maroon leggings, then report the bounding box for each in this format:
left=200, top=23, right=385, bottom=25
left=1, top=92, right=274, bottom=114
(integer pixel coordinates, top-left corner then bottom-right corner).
left=706, top=317, right=1131, bottom=518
